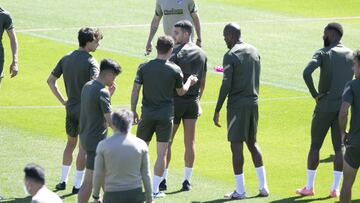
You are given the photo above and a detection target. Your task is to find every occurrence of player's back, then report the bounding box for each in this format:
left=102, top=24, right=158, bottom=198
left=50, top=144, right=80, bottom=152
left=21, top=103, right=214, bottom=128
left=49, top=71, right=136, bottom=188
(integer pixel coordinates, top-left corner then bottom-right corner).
left=79, top=80, right=109, bottom=151
left=318, top=43, right=353, bottom=101
left=60, top=50, right=98, bottom=106
left=226, top=42, right=260, bottom=107
left=138, top=59, right=183, bottom=119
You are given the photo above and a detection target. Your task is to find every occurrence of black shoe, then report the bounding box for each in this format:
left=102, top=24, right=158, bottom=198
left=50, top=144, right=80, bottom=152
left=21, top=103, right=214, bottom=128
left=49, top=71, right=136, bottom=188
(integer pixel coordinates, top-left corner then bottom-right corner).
left=55, top=182, right=66, bottom=190
left=72, top=186, right=80, bottom=194
left=159, top=179, right=167, bottom=191
left=181, top=180, right=192, bottom=191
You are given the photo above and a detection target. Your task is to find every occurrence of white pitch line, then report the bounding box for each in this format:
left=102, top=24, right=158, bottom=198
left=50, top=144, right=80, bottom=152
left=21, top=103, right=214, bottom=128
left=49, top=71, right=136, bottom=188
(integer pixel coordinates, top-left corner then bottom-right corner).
left=16, top=16, right=360, bottom=33
left=0, top=96, right=310, bottom=109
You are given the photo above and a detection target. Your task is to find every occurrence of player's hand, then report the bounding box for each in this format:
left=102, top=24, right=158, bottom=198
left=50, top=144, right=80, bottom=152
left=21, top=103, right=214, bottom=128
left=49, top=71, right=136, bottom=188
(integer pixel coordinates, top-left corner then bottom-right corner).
left=9, top=61, right=18, bottom=78
left=196, top=38, right=202, bottom=47
left=145, top=42, right=152, bottom=56
left=213, top=112, right=221, bottom=127
left=315, top=92, right=327, bottom=103
left=62, top=100, right=67, bottom=107
left=133, top=111, right=139, bottom=125
left=109, top=82, right=117, bottom=96
left=95, top=200, right=102, bottom=203
left=188, top=75, right=198, bottom=86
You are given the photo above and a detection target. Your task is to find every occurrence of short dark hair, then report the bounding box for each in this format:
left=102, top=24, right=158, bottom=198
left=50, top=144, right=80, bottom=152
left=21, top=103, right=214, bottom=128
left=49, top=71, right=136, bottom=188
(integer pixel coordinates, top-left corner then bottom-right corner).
left=156, top=36, right=174, bottom=54
left=24, top=164, right=45, bottom=185
left=354, top=50, right=360, bottom=63
left=112, top=109, right=133, bottom=134
left=325, top=22, right=343, bottom=38
left=100, top=58, right=122, bottom=75
left=174, top=20, right=193, bottom=35
left=78, top=27, right=103, bottom=48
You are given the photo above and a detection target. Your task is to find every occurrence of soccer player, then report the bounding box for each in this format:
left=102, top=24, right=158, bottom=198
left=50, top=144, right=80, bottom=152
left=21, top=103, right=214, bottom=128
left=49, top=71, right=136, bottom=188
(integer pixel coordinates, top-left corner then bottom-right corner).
left=213, top=23, right=269, bottom=199
left=24, top=163, right=62, bottom=203
left=131, top=36, right=198, bottom=198
left=77, top=58, right=121, bottom=203
left=47, top=27, right=102, bottom=194
left=0, top=7, right=18, bottom=85
left=159, top=20, right=207, bottom=191
left=339, top=50, right=360, bottom=203
left=297, top=22, right=353, bottom=197
left=93, top=109, right=153, bottom=203
left=145, top=0, right=202, bottom=55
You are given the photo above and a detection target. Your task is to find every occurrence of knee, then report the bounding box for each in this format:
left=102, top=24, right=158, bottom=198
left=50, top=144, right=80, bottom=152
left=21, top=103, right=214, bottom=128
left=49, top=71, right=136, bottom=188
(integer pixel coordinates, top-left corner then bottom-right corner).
left=310, top=144, right=321, bottom=152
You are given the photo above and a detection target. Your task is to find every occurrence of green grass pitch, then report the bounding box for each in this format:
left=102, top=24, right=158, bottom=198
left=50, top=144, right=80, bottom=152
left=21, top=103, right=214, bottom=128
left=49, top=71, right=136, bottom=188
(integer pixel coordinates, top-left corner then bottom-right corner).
left=1, top=0, right=360, bottom=202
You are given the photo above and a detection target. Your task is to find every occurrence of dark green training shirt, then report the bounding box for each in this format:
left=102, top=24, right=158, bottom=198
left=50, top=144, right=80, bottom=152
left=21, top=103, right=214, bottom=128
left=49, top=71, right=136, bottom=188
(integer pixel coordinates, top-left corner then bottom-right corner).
left=51, top=50, right=99, bottom=107
left=215, top=42, right=260, bottom=112
left=303, top=43, right=353, bottom=112
left=79, top=80, right=111, bottom=152
left=342, top=78, right=360, bottom=147
left=170, top=42, right=207, bottom=100
left=0, top=7, right=13, bottom=61
left=135, top=59, right=184, bottom=120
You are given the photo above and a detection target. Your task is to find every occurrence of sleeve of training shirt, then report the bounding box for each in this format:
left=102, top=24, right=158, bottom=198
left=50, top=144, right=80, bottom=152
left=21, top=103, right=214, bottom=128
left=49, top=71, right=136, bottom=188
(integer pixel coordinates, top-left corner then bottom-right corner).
left=99, top=90, right=112, bottom=114
left=303, top=50, right=322, bottom=98
left=342, top=82, right=353, bottom=104
left=89, top=57, right=99, bottom=80
left=215, top=53, right=233, bottom=112
left=51, top=58, right=63, bottom=78
left=3, top=12, right=13, bottom=30
left=141, top=143, right=152, bottom=202
left=134, top=64, right=144, bottom=84
left=155, top=0, right=163, bottom=16
left=174, top=66, right=184, bottom=88
left=92, top=141, right=105, bottom=197
left=188, top=0, right=198, bottom=13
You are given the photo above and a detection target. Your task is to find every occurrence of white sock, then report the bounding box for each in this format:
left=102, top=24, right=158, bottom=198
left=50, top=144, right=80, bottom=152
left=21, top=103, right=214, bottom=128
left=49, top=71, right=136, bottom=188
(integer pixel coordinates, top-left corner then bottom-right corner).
left=256, top=166, right=268, bottom=190
left=74, top=170, right=85, bottom=189
left=183, top=167, right=193, bottom=182
left=235, top=174, right=245, bottom=194
left=306, top=170, right=316, bottom=189
left=331, top=170, right=343, bottom=190
left=162, top=169, right=168, bottom=180
left=153, top=175, right=162, bottom=193
left=60, top=165, right=71, bottom=183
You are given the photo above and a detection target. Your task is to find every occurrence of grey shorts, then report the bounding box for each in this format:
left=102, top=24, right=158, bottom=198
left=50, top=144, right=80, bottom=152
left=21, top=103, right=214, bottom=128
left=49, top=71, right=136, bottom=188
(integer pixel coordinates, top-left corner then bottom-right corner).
left=65, top=104, right=80, bottom=137
left=103, top=188, right=144, bottom=203
left=227, top=106, right=258, bottom=142
left=174, top=98, right=199, bottom=124
left=137, top=118, right=173, bottom=142
left=345, top=145, right=360, bottom=169
left=86, top=151, right=96, bottom=170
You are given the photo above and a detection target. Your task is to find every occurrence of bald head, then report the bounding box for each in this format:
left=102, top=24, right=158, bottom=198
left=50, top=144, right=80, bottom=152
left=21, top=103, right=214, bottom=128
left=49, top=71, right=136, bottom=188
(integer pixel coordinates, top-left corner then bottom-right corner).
left=223, top=23, right=241, bottom=49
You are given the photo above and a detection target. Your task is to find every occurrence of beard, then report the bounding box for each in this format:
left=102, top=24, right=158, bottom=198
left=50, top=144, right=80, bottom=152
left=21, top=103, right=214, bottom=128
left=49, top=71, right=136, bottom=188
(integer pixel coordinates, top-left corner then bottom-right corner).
left=324, top=37, right=331, bottom=47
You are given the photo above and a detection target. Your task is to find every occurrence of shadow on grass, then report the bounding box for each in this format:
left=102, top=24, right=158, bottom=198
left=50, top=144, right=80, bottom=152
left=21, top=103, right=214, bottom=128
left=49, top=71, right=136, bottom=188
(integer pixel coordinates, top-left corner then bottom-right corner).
left=59, top=192, right=75, bottom=199
left=166, top=189, right=183, bottom=195
left=192, top=195, right=268, bottom=203
left=0, top=196, right=32, bottom=203
left=270, top=195, right=331, bottom=202
left=319, top=154, right=334, bottom=163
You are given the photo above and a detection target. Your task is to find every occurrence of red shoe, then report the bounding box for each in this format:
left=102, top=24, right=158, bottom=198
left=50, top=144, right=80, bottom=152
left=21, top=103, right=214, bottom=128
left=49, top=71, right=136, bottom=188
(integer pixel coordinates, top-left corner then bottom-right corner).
left=296, top=187, right=315, bottom=196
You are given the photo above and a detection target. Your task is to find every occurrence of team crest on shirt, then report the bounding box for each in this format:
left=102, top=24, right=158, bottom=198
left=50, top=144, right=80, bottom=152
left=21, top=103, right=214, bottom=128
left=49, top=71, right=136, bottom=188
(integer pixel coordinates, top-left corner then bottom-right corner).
left=177, top=0, right=184, bottom=5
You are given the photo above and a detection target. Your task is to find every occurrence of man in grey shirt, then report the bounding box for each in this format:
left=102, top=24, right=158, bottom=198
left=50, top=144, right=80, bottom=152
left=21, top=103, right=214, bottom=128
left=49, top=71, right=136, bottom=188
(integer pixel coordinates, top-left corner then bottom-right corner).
left=93, top=109, right=153, bottom=203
